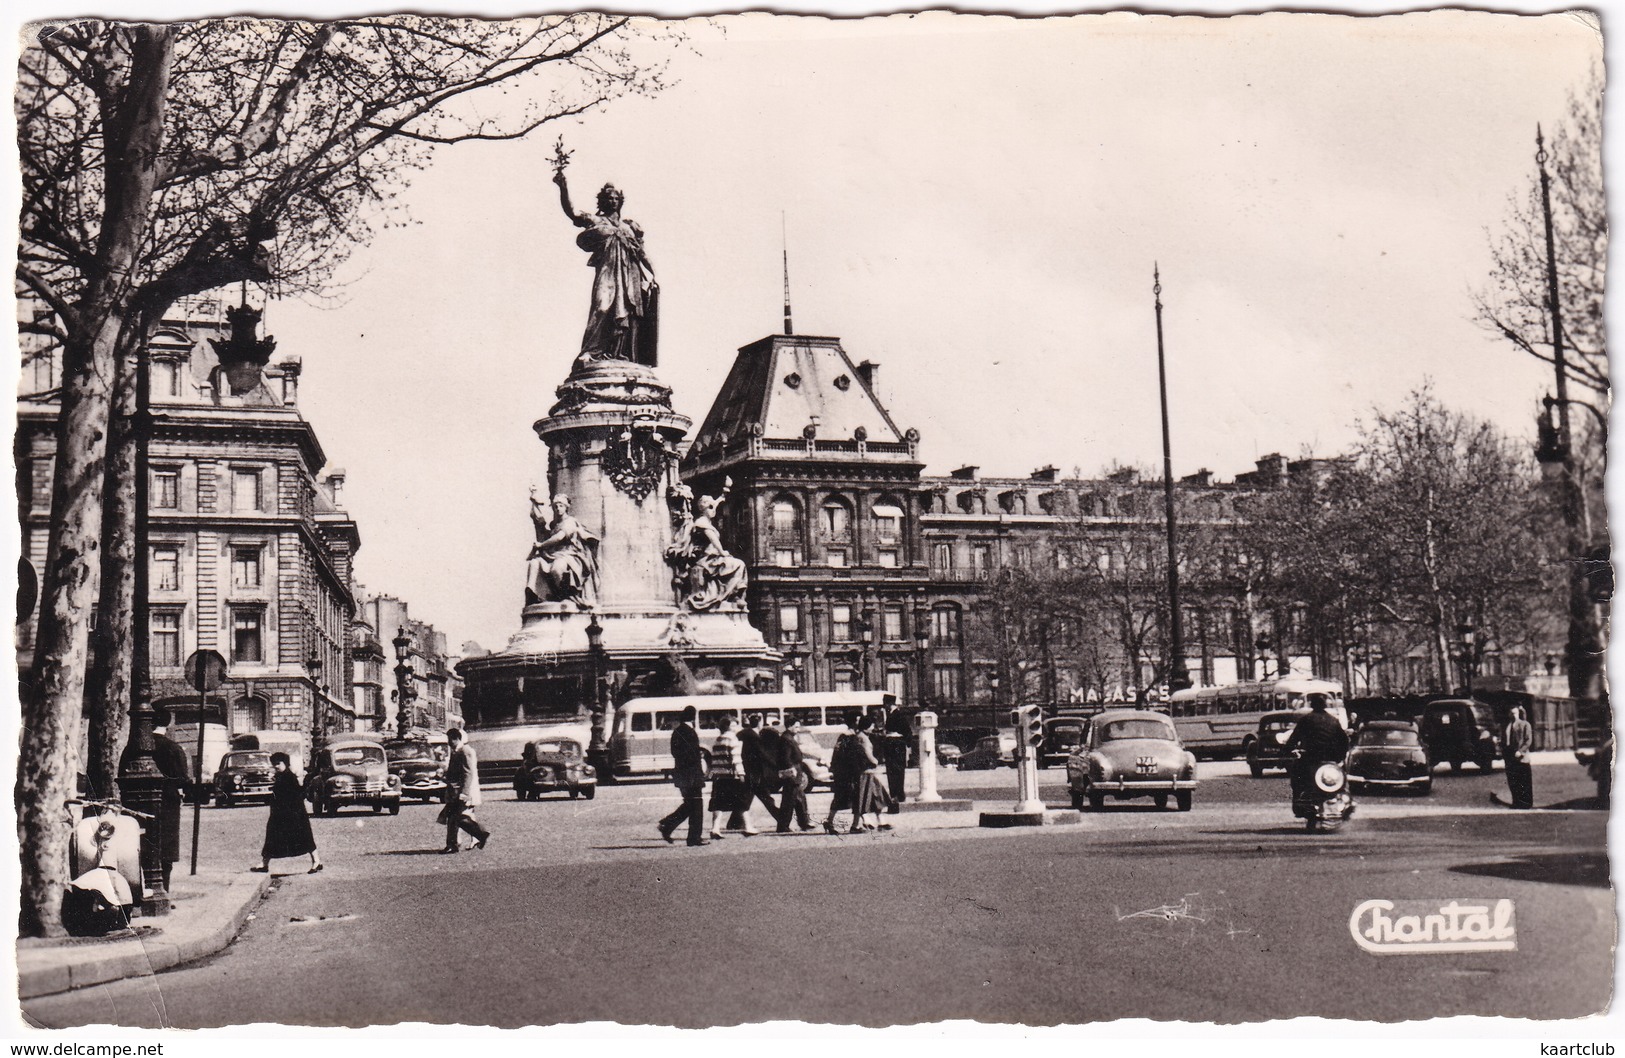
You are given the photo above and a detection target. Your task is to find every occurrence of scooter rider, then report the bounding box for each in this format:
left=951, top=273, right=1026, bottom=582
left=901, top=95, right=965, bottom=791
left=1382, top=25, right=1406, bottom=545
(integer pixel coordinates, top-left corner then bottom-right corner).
left=1286, top=692, right=1350, bottom=809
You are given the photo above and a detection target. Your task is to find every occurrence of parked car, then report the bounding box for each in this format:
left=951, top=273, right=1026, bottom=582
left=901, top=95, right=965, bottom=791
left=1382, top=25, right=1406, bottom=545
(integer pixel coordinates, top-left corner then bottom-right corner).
left=957, top=733, right=1016, bottom=770
left=1419, top=699, right=1499, bottom=772
left=1066, top=709, right=1196, bottom=811
left=789, top=729, right=834, bottom=789
left=1244, top=710, right=1303, bottom=778
left=1345, top=720, right=1432, bottom=794
left=305, top=737, right=402, bottom=816
left=1039, top=718, right=1087, bottom=769
left=514, top=738, right=597, bottom=801
left=212, top=750, right=276, bottom=807
left=385, top=735, right=450, bottom=802
left=230, top=730, right=306, bottom=781
left=936, top=741, right=963, bottom=767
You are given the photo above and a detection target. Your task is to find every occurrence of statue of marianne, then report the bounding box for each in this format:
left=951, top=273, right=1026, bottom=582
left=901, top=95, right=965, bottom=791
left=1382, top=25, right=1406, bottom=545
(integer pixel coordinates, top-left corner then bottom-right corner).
left=553, top=164, right=659, bottom=369
left=526, top=489, right=601, bottom=608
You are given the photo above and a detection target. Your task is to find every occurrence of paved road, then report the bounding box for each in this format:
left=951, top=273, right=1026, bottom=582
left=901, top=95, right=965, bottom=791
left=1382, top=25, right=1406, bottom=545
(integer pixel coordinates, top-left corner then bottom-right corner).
left=24, top=758, right=1611, bottom=1028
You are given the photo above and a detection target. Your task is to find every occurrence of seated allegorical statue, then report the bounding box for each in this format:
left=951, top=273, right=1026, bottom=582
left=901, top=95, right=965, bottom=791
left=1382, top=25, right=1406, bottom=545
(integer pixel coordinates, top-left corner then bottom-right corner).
left=664, top=480, right=748, bottom=612
left=526, top=489, right=601, bottom=608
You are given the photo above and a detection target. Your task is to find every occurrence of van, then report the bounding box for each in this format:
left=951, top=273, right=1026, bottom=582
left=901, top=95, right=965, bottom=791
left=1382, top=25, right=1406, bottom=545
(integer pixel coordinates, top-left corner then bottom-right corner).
left=610, top=692, right=896, bottom=779
left=161, top=723, right=231, bottom=786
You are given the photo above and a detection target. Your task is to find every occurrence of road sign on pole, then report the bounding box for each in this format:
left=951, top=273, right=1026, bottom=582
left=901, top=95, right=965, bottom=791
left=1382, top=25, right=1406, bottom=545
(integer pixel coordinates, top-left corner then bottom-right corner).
left=183, top=650, right=227, bottom=876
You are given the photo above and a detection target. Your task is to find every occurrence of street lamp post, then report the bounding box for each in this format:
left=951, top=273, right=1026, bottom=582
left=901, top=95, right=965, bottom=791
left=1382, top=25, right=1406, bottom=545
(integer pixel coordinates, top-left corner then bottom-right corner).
left=391, top=627, right=415, bottom=736
left=915, top=625, right=931, bottom=709
left=856, top=617, right=874, bottom=691
left=1454, top=623, right=1477, bottom=693
left=1153, top=265, right=1190, bottom=694
left=585, top=614, right=612, bottom=777
left=988, top=668, right=1002, bottom=732
left=1254, top=633, right=1273, bottom=681
left=305, top=654, right=324, bottom=749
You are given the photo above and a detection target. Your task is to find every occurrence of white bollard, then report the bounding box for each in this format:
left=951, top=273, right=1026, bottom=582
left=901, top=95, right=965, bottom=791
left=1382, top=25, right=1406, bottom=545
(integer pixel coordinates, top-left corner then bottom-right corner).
left=913, top=709, right=942, bottom=803
left=1012, top=742, right=1045, bottom=815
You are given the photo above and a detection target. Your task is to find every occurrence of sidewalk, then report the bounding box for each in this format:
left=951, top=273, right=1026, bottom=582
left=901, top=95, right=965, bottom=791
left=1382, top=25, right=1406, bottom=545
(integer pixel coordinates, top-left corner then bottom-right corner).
left=17, top=870, right=268, bottom=1000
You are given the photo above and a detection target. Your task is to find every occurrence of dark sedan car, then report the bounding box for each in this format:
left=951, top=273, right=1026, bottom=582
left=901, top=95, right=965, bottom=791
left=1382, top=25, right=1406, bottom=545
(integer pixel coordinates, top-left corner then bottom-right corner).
left=1244, top=711, right=1302, bottom=778
left=385, top=737, right=450, bottom=802
left=514, top=738, right=598, bottom=801
left=1346, top=721, right=1432, bottom=794
left=1039, top=718, right=1087, bottom=769
left=213, top=750, right=275, bottom=807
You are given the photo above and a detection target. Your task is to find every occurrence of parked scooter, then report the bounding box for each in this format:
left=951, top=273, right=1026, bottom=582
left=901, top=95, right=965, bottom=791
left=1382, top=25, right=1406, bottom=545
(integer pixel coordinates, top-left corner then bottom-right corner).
left=1291, top=753, right=1355, bottom=832
left=62, top=798, right=149, bottom=936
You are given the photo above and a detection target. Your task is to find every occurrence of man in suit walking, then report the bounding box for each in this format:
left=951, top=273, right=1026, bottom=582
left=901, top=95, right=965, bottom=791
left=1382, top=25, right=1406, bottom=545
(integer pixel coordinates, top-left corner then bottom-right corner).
left=731, top=712, right=782, bottom=830
left=880, top=702, right=912, bottom=812
left=658, top=705, right=708, bottom=846
left=442, top=728, right=491, bottom=853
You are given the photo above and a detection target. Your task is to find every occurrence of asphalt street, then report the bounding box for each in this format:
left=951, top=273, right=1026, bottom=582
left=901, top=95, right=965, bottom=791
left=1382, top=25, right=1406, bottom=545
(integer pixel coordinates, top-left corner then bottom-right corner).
left=23, top=758, right=1612, bottom=1029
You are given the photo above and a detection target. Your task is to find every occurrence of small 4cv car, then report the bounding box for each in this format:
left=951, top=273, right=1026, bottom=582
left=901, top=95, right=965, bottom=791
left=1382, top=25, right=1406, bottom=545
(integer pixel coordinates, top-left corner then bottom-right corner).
left=957, top=733, right=1016, bottom=770
left=936, top=741, right=963, bottom=766
left=788, top=729, right=834, bottom=790
left=1345, top=720, right=1432, bottom=794
left=1066, top=709, right=1197, bottom=811
left=305, top=736, right=402, bottom=816
left=514, top=738, right=597, bottom=801
left=1420, top=699, right=1500, bottom=773
left=385, top=735, right=450, bottom=802
left=212, top=750, right=276, bottom=807
left=1244, top=710, right=1303, bottom=778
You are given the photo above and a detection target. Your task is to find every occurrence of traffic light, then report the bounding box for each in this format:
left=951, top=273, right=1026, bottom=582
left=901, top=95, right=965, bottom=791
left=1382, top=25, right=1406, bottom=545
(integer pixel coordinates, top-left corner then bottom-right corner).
left=1012, top=705, right=1043, bottom=754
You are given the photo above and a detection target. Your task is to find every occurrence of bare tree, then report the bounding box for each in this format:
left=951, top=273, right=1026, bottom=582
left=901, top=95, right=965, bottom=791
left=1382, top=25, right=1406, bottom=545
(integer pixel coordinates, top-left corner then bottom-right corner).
left=15, top=15, right=679, bottom=937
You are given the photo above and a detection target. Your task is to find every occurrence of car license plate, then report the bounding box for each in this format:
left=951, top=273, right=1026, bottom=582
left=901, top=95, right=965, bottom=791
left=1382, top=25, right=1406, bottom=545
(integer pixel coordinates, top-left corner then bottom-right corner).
left=1137, top=757, right=1155, bottom=774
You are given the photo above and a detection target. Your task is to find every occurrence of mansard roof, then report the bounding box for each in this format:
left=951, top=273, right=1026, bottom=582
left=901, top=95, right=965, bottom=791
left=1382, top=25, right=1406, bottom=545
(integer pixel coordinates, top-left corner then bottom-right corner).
left=691, top=334, right=904, bottom=449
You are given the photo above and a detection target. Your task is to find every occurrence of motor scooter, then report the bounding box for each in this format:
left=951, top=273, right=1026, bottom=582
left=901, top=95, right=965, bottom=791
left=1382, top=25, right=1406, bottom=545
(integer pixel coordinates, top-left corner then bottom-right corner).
left=1290, top=753, right=1355, bottom=832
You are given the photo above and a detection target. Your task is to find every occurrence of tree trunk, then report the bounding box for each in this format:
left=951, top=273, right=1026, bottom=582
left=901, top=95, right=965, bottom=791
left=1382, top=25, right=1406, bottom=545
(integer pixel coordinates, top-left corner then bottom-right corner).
left=17, top=25, right=173, bottom=938
left=85, top=331, right=142, bottom=799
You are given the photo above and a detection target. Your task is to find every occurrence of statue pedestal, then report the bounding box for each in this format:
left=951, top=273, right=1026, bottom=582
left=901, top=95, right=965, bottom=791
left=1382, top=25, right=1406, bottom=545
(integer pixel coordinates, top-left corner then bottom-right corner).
left=460, top=359, right=779, bottom=760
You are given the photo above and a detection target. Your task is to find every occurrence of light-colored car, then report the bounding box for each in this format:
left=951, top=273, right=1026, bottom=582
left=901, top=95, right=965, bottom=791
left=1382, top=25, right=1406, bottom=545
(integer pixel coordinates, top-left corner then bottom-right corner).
left=514, top=738, right=597, bottom=801
left=1066, top=710, right=1197, bottom=811
left=789, top=730, right=834, bottom=789
left=936, top=741, right=963, bottom=766
left=305, top=737, right=402, bottom=816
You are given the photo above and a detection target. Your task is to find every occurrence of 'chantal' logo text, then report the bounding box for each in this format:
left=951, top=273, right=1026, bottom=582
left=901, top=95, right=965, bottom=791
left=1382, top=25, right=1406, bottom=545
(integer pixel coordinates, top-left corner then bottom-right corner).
left=1349, top=898, right=1517, bottom=954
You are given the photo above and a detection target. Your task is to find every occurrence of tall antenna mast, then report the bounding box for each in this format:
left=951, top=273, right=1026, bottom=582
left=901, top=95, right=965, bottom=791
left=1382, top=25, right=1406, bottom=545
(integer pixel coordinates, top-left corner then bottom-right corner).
left=781, top=212, right=794, bottom=335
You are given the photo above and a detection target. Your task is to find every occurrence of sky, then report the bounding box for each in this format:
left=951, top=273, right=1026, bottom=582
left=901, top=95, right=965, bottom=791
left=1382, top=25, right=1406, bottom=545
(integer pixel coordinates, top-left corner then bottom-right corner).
left=9, top=5, right=1605, bottom=655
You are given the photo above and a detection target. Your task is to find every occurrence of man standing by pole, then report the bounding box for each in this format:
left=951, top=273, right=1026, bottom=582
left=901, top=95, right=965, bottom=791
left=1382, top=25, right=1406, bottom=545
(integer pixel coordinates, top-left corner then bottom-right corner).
left=881, top=700, right=911, bottom=811
left=441, top=729, right=491, bottom=853
left=1501, top=706, right=1535, bottom=810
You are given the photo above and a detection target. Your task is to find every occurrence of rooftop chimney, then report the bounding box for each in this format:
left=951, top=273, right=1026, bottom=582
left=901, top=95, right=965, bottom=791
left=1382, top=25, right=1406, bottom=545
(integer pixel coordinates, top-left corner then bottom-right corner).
left=1030, top=465, right=1058, bottom=482
left=949, top=465, right=979, bottom=480
left=855, top=360, right=878, bottom=391
left=326, top=469, right=346, bottom=505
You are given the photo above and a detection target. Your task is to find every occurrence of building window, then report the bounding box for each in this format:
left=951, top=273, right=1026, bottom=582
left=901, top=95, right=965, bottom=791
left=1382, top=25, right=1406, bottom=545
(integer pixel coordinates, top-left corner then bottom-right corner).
left=877, top=549, right=898, bottom=568
left=232, top=546, right=263, bottom=589
left=833, top=666, right=855, bottom=693
left=151, top=546, right=179, bottom=592
left=831, top=604, right=852, bottom=642
left=231, top=608, right=264, bottom=663
left=822, top=503, right=850, bottom=536
left=152, top=468, right=180, bottom=510
left=1014, top=545, right=1032, bottom=567
left=872, top=502, right=903, bottom=541
left=932, top=542, right=952, bottom=569
left=29, top=350, right=59, bottom=393
left=778, top=603, right=801, bottom=644
left=151, top=611, right=181, bottom=667
left=825, top=548, right=847, bottom=568
left=885, top=668, right=907, bottom=699
left=232, top=468, right=263, bottom=513
left=883, top=606, right=904, bottom=642
left=933, top=664, right=962, bottom=702
left=931, top=606, right=961, bottom=648
left=771, top=499, right=800, bottom=535
left=153, top=359, right=182, bottom=398
left=971, top=543, right=991, bottom=574
left=774, top=547, right=798, bottom=568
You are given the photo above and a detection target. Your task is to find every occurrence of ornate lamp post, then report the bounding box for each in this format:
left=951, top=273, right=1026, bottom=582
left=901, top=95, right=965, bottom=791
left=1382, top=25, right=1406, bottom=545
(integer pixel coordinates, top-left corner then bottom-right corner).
left=1254, top=633, right=1273, bottom=681
left=1454, top=623, right=1477, bottom=692
left=987, top=668, right=1002, bottom=732
left=305, top=654, right=324, bottom=748
left=585, top=613, right=612, bottom=776
left=392, top=627, right=416, bottom=735
left=915, top=623, right=932, bottom=709
left=856, top=617, right=874, bottom=691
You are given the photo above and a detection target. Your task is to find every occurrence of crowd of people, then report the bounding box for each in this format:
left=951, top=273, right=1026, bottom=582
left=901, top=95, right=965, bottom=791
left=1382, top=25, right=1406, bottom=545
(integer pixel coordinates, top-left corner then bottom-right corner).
left=658, top=705, right=911, bottom=847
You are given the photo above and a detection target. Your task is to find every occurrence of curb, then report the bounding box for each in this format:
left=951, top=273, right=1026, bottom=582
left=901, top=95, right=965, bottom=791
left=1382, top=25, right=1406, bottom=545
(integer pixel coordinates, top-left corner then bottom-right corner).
left=18, top=873, right=269, bottom=1000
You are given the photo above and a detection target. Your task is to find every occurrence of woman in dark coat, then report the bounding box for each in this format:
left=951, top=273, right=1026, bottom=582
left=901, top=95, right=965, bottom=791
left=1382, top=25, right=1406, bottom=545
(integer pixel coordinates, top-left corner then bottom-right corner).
left=252, top=752, right=322, bottom=874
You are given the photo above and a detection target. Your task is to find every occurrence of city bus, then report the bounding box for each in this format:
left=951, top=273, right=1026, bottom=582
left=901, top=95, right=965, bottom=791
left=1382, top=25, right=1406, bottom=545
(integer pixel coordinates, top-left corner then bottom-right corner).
left=609, top=692, right=897, bottom=779
left=1166, top=677, right=1347, bottom=759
